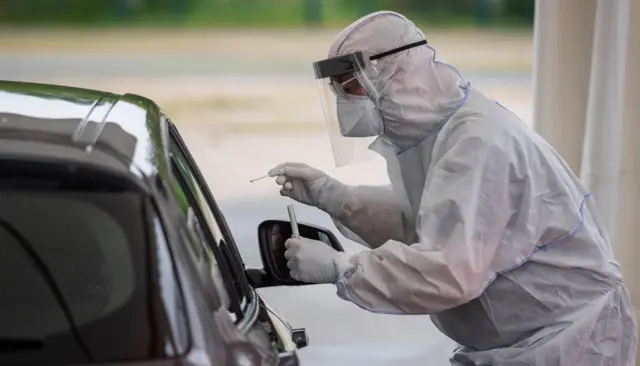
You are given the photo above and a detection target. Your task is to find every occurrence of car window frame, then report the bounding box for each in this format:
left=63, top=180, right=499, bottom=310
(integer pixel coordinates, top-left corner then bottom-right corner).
left=166, top=122, right=252, bottom=289
left=165, top=120, right=257, bottom=328
left=168, top=158, right=243, bottom=316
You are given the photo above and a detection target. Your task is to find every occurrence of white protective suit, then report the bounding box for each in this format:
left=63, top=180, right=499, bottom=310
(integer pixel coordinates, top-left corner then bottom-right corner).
left=274, top=11, right=637, bottom=365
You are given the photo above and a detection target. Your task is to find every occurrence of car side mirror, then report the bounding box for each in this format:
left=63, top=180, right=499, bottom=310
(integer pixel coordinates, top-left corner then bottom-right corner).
left=257, top=220, right=344, bottom=286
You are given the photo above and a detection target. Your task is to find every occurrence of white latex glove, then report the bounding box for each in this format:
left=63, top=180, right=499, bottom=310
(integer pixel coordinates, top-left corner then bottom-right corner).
left=284, top=236, right=353, bottom=284
left=268, top=162, right=347, bottom=217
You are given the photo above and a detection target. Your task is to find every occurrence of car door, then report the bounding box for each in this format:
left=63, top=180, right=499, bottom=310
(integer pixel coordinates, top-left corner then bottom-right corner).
left=165, top=118, right=300, bottom=363
left=167, top=121, right=256, bottom=324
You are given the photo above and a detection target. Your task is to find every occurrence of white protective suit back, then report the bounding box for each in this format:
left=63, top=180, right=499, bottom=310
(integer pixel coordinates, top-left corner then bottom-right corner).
left=327, top=11, right=638, bottom=365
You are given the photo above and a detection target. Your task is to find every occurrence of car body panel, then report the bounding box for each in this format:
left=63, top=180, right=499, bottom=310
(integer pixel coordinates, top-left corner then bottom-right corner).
left=0, top=80, right=299, bottom=366
left=0, top=81, right=168, bottom=180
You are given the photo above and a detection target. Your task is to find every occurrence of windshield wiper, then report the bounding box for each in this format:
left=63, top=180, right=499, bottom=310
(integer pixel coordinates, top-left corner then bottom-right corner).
left=0, top=338, right=44, bottom=353
left=0, top=218, right=94, bottom=361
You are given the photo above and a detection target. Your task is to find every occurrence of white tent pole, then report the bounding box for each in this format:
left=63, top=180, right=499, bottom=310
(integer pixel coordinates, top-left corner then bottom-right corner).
left=614, top=0, right=640, bottom=334
left=579, top=0, right=630, bottom=240
left=532, top=0, right=597, bottom=173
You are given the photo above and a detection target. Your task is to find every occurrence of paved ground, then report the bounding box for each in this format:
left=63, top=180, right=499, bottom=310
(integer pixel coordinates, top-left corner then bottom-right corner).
left=0, top=28, right=533, bottom=71
left=1, top=28, right=534, bottom=365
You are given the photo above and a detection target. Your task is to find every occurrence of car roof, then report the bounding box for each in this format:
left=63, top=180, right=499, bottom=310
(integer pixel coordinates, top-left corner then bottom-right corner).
left=0, top=80, right=170, bottom=184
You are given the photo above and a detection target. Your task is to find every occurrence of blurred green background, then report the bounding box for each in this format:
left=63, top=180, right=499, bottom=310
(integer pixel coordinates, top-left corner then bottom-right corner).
left=0, top=0, right=534, bottom=28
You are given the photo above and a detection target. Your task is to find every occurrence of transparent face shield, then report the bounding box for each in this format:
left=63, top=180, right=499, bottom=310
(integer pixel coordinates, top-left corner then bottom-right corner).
left=313, top=51, right=379, bottom=167
left=313, top=41, right=428, bottom=167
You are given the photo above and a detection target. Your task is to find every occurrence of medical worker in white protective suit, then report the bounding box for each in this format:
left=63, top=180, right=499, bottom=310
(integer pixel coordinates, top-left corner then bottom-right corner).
left=269, top=11, right=637, bottom=366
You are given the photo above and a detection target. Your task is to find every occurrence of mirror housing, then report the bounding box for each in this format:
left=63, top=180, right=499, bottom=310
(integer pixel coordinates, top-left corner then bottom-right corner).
left=256, top=220, right=344, bottom=286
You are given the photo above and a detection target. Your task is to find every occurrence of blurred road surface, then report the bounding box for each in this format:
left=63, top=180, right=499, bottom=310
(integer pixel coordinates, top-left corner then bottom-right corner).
left=0, top=51, right=533, bottom=80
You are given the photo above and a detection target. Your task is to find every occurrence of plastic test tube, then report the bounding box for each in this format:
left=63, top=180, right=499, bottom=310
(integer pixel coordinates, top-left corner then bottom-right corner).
left=287, top=204, right=300, bottom=238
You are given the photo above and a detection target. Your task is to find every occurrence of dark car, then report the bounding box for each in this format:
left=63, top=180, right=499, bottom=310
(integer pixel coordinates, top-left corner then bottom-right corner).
left=0, top=80, right=313, bottom=366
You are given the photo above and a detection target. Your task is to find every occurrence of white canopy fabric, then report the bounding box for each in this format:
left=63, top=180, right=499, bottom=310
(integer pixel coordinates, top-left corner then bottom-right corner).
left=533, top=0, right=640, bottom=362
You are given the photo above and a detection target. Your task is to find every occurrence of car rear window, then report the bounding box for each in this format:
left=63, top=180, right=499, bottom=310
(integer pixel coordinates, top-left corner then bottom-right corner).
left=0, top=165, right=185, bottom=365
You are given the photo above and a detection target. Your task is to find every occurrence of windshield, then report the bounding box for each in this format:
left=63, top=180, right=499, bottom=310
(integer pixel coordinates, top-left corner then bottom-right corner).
left=0, top=166, right=186, bottom=365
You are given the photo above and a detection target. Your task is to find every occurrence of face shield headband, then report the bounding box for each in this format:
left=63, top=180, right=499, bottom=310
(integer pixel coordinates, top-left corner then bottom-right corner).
left=313, top=40, right=428, bottom=98
left=312, top=40, right=428, bottom=167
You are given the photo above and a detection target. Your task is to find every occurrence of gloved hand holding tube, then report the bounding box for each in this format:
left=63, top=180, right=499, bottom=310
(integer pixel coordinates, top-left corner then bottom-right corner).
left=284, top=236, right=352, bottom=284
left=282, top=203, right=352, bottom=284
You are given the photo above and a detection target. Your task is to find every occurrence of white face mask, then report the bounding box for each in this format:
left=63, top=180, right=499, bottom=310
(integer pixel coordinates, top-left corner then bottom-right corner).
left=336, top=96, right=384, bottom=137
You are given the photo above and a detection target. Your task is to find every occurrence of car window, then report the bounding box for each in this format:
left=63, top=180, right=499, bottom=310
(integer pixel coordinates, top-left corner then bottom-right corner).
left=0, top=170, right=184, bottom=364
left=170, top=157, right=241, bottom=318
left=179, top=207, right=234, bottom=317
left=167, top=125, right=252, bottom=323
